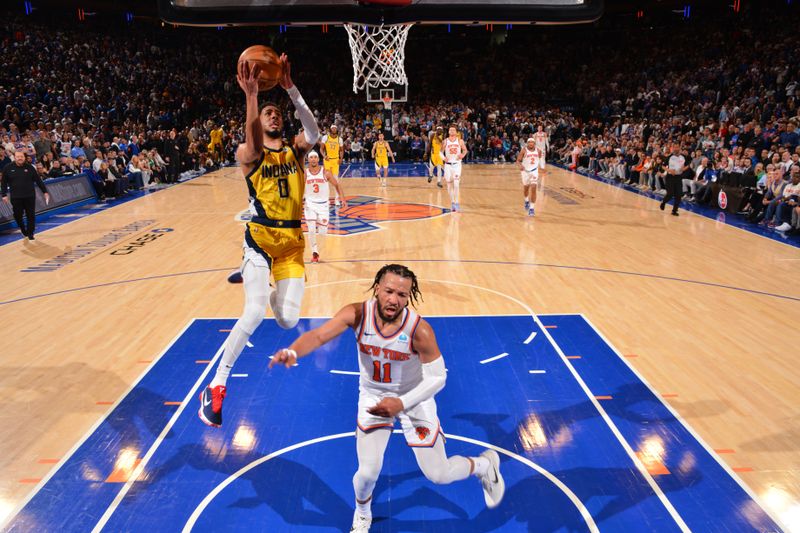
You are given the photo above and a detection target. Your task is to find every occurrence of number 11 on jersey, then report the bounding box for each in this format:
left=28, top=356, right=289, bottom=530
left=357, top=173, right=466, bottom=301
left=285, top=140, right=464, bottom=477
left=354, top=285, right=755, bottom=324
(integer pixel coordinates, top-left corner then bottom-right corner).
left=372, top=360, right=392, bottom=383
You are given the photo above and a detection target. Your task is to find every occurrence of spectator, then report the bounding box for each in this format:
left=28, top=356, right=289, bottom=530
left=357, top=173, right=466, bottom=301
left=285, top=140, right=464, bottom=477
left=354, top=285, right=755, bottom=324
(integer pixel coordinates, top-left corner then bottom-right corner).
left=1, top=150, right=50, bottom=240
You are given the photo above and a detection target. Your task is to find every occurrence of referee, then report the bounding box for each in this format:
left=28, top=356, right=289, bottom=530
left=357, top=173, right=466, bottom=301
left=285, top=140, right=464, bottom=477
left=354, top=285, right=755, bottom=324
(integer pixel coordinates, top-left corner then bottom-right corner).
left=660, top=143, right=687, bottom=216
left=1, top=150, right=50, bottom=240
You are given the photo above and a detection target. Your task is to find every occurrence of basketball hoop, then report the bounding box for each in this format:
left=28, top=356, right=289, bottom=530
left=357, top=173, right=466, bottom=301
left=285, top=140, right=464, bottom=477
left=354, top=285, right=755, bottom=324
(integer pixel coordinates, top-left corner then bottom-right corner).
left=344, top=22, right=411, bottom=94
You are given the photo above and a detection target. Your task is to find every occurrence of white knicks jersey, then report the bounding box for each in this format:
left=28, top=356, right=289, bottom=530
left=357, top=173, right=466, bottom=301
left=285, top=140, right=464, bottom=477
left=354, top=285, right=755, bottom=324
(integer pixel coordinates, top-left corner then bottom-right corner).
left=355, top=299, right=422, bottom=396
left=534, top=132, right=548, bottom=149
left=444, top=138, right=461, bottom=163
left=522, top=147, right=540, bottom=172
left=304, top=166, right=329, bottom=203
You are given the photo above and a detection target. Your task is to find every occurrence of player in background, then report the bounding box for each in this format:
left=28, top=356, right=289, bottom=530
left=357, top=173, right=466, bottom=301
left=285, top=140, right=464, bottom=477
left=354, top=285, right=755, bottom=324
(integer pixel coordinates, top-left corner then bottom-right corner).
left=321, top=124, right=344, bottom=207
left=304, top=150, right=346, bottom=263
left=441, top=125, right=467, bottom=212
left=517, top=137, right=540, bottom=216
left=534, top=125, right=549, bottom=171
left=372, top=132, right=395, bottom=187
left=428, top=126, right=444, bottom=188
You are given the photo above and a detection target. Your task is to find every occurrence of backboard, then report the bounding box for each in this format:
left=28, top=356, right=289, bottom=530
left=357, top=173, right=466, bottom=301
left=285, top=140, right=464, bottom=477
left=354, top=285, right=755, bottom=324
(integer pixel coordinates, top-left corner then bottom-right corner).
left=158, top=0, right=604, bottom=26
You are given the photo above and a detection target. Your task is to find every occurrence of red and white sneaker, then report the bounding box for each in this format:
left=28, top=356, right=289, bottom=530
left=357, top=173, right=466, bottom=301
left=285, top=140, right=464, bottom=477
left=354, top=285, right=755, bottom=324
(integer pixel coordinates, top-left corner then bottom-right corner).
left=311, top=252, right=320, bottom=263
left=198, top=385, right=227, bottom=427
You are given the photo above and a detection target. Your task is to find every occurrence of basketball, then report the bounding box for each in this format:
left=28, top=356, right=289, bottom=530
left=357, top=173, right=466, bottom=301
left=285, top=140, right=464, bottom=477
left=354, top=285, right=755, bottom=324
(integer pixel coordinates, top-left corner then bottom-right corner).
left=238, top=45, right=283, bottom=91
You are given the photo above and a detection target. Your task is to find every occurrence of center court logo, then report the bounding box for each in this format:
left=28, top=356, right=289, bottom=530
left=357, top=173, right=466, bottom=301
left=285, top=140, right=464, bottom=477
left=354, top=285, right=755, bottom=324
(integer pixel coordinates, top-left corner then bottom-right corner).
left=236, top=196, right=449, bottom=235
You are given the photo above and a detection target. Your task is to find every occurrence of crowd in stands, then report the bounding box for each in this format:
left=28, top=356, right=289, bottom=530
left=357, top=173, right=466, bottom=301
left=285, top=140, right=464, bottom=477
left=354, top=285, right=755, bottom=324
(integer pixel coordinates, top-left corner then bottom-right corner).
left=1, top=2, right=798, bottom=234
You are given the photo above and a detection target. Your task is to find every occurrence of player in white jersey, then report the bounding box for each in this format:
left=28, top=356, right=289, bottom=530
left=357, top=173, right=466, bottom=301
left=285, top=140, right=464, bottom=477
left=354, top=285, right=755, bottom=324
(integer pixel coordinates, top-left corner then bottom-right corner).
left=441, top=125, right=467, bottom=212
left=270, top=264, right=505, bottom=533
left=517, top=138, right=540, bottom=217
left=534, top=125, right=549, bottom=170
left=304, top=151, right=346, bottom=263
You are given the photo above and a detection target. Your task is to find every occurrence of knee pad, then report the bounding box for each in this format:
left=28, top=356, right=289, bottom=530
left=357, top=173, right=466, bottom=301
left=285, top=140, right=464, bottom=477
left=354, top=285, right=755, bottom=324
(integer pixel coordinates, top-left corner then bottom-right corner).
left=274, top=304, right=300, bottom=329
left=272, top=278, right=304, bottom=329
left=239, top=294, right=267, bottom=334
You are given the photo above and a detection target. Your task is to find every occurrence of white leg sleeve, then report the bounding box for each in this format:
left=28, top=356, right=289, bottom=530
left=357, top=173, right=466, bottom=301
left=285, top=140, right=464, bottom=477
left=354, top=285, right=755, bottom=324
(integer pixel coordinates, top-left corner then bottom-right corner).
left=412, top=437, right=473, bottom=485
left=453, top=177, right=461, bottom=204
left=353, top=428, right=391, bottom=502
left=307, top=219, right=318, bottom=253
left=211, top=258, right=269, bottom=388
left=270, top=277, right=304, bottom=329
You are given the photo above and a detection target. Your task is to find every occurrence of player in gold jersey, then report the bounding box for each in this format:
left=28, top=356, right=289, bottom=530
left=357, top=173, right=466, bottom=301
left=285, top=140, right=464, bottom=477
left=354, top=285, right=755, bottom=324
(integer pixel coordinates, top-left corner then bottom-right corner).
left=321, top=124, right=343, bottom=207
left=372, top=132, right=394, bottom=187
left=199, top=54, right=320, bottom=428
left=208, top=124, right=224, bottom=164
left=428, top=126, right=444, bottom=188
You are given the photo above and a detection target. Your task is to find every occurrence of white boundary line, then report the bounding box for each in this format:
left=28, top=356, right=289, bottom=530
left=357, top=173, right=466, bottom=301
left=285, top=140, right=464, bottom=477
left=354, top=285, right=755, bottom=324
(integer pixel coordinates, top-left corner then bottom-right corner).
left=91, top=341, right=226, bottom=532
left=421, top=278, right=691, bottom=531
left=0, top=319, right=198, bottom=531
left=329, top=370, right=360, bottom=376
left=579, top=314, right=789, bottom=532
left=181, top=431, right=599, bottom=533
left=479, top=352, right=509, bottom=365
left=529, top=370, right=547, bottom=374
left=523, top=331, right=537, bottom=344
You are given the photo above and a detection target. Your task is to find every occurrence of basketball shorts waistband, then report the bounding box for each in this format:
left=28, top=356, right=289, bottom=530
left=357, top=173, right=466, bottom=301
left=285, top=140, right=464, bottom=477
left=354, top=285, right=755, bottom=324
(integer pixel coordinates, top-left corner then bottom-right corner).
left=446, top=161, right=461, bottom=165
left=251, top=217, right=302, bottom=229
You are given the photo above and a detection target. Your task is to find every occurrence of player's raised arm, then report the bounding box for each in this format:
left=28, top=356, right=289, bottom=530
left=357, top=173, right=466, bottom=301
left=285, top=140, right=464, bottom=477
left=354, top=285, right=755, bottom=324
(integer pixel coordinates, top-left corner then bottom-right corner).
left=270, top=302, right=362, bottom=368
left=236, top=61, right=264, bottom=167
left=279, top=53, right=320, bottom=156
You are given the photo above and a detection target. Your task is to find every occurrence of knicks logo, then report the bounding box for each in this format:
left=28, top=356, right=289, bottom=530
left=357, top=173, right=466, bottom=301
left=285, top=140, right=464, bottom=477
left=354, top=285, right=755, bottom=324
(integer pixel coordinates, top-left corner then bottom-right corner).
left=301, top=195, right=450, bottom=236
left=718, top=191, right=728, bottom=209
left=415, top=426, right=431, bottom=441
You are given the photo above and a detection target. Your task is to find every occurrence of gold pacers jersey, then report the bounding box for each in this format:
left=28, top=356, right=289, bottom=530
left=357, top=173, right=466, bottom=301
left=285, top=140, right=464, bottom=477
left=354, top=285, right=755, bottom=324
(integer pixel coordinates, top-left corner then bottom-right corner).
left=375, top=141, right=388, bottom=160
left=431, top=135, right=443, bottom=164
left=246, top=144, right=305, bottom=222
left=210, top=127, right=223, bottom=146
left=324, top=135, right=341, bottom=160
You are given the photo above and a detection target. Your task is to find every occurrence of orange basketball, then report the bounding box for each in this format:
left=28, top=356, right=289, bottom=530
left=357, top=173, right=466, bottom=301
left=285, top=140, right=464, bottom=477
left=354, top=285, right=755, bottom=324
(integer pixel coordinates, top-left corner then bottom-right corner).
left=238, top=45, right=283, bottom=92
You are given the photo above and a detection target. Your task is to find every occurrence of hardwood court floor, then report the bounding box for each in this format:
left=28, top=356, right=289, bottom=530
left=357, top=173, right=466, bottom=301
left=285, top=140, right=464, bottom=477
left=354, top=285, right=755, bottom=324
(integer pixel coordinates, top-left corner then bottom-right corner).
left=0, top=164, right=797, bottom=528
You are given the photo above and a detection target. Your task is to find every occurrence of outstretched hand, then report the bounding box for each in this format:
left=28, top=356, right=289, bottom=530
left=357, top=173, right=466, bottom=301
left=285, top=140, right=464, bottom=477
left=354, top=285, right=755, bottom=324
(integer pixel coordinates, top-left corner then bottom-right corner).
left=237, top=60, right=261, bottom=96
left=366, top=397, right=404, bottom=418
left=279, top=53, right=294, bottom=90
left=269, top=348, right=297, bottom=369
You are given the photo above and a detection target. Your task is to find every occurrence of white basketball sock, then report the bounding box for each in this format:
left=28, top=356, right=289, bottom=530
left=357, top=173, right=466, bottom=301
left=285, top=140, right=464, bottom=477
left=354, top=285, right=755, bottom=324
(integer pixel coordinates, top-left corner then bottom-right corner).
left=471, top=455, right=490, bottom=477
left=307, top=220, right=318, bottom=253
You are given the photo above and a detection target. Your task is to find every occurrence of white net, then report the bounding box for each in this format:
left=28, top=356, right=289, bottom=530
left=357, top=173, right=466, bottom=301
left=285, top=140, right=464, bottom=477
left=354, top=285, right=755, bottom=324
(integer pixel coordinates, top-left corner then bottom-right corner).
left=344, top=23, right=411, bottom=94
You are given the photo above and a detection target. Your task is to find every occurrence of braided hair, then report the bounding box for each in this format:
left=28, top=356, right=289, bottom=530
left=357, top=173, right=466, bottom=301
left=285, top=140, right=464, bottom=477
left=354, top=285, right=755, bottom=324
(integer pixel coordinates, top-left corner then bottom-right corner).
left=370, top=264, right=422, bottom=308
